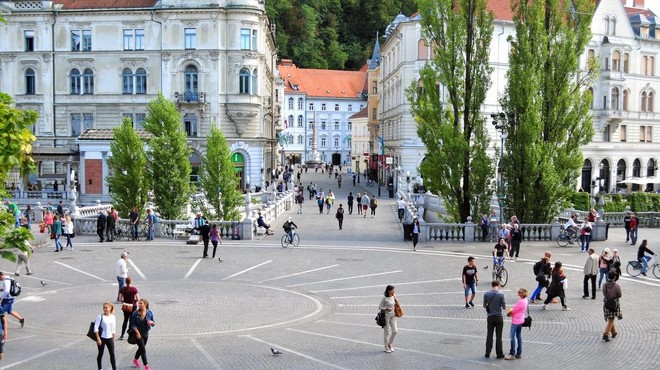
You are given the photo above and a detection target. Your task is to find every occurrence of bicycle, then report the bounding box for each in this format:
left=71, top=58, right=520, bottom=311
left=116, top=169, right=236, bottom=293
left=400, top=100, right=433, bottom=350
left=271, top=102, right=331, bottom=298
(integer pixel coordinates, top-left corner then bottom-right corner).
left=556, top=226, right=579, bottom=247
left=485, top=258, right=509, bottom=287
left=626, top=256, right=660, bottom=278
left=281, top=228, right=300, bottom=248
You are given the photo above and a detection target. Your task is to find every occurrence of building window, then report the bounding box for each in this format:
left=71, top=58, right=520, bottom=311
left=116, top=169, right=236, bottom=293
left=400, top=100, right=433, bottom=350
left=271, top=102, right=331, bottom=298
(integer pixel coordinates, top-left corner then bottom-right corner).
left=24, top=30, right=34, bottom=52
left=288, top=97, right=294, bottom=110
left=183, top=113, right=198, bottom=137
left=308, top=137, right=313, bottom=147
left=71, top=30, right=81, bottom=51
left=334, top=121, right=339, bottom=130
left=587, top=87, right=594, bottom=109
left=623, top=89, right=629, bottom=111
left=123, top=29, right=145, bottom=50
left=348, top=122, right=352, bottom=130
left=643, top=56, right=655, bottom=76
left=288, top=135, right=294, bottom=144
left=297, top=135, right=303, bottom=144
left=240, top=28, right=250, bottom=50
left=25, top=68, right=36, bottom=95
left=640, top=126, right=652, bottom=142
left=251, top=68, right=258, bottom=95
left=612, top=50, right=620, bottom=71
left=135, top=68, right=147, bottom=94
left=321, top=137, right=326, bottom=147
left=122, top=113, right=146, bottom=129
left=348, top=104, right=352, bottom=112
left=287, top=115, right=293, bottom=128
left=308, top=120, right=313, bottom=129
left=239, top=68, right=250, bottom=94
left=252, top=30, right=258, bottom=51
left=335, top=104, right=339, bottom=111
left=298, top=98, right=304, bottom=110
left=71, top=30, right=92, bottom=51
left=620, top=125, right=627, bottom=142
left=624, top=53, right=629, bottom=73
left=647, top=126, right=652, bottom=142
left=122, top=68, right=133, bottom=94
left=321, top=104, right=326, bottom=111
left=373, top=83, right=378, bottom=94
left=70, top=69, right=81, bottom=94
left=82, top=68, right=94, bottom=94
left=650, top=92, right=655, bottom=113
left=372, top=108, right=378, bottom=119
left=321, top=121, right=326, bottom=130
left=123, top=30, right=133, bottom=50
left=309, top=103, right=314, bottom=110
left=611, top=17, right=616, bottom=36
left=135, top=29, right=145, bottom=50
left=297, top=115, right=303, bottom=127
left=346, top=138, right=351, bottom=147
left=71, top=113, right=94, bottom=136
left=184, top=28, right=196, bottom=50
left=603, top=124, right=610, bottom=142
left=184, top=65, right=199, bottom=100
left=334, top=137, right=339, bottom=148
left=610, top=87, right=619, bottom=110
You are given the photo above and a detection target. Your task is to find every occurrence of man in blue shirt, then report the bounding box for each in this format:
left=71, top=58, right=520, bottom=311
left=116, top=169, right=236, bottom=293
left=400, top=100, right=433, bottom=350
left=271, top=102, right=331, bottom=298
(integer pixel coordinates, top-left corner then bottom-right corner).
left=483, top=281, right=506, bottom=359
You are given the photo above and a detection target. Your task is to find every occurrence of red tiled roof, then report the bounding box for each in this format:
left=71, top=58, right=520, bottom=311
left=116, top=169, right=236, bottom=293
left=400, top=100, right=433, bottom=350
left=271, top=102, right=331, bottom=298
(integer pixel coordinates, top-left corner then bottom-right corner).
left=349, top=107, right=369, bottom=119
left=278, top=62, right=367, bottom=99
left=625, top=6, right=656, bottom=17
left=488, top=0, right=514, bottom=22
left=55, top=0, right=158, bottom=10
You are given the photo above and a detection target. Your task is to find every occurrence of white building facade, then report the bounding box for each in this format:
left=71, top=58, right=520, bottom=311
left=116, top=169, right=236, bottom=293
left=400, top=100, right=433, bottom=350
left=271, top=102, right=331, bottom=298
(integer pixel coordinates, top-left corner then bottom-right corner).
left=0, top=0, right=280, bottom=203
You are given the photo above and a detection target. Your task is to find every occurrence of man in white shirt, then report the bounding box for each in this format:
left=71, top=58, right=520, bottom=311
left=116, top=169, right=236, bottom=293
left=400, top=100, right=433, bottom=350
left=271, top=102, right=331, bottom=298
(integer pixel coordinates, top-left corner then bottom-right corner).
left=115, top=252, right=129, bottom=303
left=396, top=197, right=406, bottom=222
left=564, top=214, right=579, bottom=242
left=0, top=271, right=25, bottom=327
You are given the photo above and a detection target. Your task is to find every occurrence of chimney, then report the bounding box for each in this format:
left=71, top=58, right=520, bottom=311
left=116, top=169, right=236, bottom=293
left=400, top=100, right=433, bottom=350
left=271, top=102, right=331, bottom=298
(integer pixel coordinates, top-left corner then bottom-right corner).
left=634, top=0, right=645, bottom=8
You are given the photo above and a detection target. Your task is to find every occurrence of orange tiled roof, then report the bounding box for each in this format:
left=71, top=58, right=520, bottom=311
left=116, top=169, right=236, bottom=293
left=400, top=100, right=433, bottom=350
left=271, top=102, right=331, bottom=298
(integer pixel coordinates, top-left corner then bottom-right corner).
left=278, top=62, right=367, bottom=99
left=625, top=6, right=657, bottom=18
left=349, top=106, right=369, bottom=119
left=487, top=0, right=514, bottom=21
left=55, top=0, right=158, bottom=10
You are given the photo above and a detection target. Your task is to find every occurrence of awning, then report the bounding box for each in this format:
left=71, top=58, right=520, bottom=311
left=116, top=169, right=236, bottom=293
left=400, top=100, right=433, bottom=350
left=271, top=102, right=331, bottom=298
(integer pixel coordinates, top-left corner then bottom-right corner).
left=617, top=177, right=660, bottom=185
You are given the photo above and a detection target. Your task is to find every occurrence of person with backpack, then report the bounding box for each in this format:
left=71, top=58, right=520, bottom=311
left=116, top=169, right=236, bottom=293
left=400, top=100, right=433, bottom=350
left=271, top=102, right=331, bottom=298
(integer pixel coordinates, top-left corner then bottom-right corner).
left=530, top=251, right=552, bottom=304
left=295, top=191, right=304, bottom=214
left=370, top=195, right=378, bottom=217
left=0, top=271, right=25, bottom=327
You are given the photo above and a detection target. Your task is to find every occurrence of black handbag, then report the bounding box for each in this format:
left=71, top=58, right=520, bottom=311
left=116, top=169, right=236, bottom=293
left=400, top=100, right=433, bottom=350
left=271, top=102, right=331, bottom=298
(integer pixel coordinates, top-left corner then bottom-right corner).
left=604, top=298, right=618, bottom=311
left=521, top=306, right=532, bottom=328
left=375, top=309, right=386, bottom=327
left=87, top=316, right=102, bottom=341
left=127, top=330, right=138, bottom=345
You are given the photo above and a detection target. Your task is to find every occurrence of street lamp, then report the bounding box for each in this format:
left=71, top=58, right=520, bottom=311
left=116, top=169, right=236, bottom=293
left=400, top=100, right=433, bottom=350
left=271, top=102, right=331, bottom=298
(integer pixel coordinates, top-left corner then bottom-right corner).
left=491, top=112, right=508, bottom=224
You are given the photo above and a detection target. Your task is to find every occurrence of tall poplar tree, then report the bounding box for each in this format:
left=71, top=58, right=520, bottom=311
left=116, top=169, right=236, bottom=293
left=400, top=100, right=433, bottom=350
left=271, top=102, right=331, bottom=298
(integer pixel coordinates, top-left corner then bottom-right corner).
left=500, top=0, right=595, bottom=223
left=106, top=118, right=150, bottom=217
left=408, top=0, right=494, bottom=222
left=199, top=127, right=242, bottom=221
left=142, top=93, right=192, bottom=220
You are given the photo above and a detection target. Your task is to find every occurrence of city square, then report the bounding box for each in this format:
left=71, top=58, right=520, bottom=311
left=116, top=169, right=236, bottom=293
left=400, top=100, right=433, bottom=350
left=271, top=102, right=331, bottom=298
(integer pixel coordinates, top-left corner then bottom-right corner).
left=2, top=172, right=660, bottom=369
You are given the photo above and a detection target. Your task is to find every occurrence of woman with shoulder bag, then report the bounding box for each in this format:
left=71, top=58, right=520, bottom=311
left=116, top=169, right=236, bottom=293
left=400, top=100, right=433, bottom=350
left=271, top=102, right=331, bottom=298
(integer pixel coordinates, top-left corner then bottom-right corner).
left=118, top=277, right=139, bottom=340
left=379, top=285, right=399, bottom=353
left=130, top=298, right=155, bottom=370
left=94, top=302, right=117, bottom=370
left=602, top=271, right=622, bottom=342
left=542, top=261, right=570, bottom=311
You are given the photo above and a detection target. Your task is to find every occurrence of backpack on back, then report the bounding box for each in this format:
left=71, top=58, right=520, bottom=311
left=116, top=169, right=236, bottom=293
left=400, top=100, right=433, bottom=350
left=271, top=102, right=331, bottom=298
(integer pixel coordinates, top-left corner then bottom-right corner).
left=6, top=277, right=21, bottom=297
left=533, top=261, right=543, bottom=276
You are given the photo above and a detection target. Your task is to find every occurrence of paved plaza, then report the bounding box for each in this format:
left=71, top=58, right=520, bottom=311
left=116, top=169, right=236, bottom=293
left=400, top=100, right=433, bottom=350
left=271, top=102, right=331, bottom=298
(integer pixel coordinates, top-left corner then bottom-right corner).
left=3, top=170, right=660, bottom=369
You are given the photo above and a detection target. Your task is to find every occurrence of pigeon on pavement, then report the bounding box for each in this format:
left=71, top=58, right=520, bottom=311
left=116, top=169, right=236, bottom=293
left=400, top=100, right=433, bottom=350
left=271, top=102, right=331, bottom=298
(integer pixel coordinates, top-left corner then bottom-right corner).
left=40, top=281, right=47, bottom=286
left=271, top=348, right=282, bottom=356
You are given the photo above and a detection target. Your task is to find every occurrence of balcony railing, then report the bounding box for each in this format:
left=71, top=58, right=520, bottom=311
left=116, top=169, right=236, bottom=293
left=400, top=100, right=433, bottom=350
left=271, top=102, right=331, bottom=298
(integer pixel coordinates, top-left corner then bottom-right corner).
left=175, top=91, right=206, bottom=103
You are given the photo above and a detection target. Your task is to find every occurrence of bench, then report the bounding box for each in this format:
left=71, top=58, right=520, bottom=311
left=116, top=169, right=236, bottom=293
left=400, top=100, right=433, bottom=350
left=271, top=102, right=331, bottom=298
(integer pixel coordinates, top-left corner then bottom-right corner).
left=173, top=224, right=191, bottom=239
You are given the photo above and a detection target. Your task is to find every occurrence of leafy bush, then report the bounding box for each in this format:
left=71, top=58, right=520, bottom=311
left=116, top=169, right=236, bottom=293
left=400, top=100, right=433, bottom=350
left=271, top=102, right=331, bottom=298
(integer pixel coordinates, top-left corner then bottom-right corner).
left=603, top=201, right=627, bottom=212
left=569, top=191, right=591, bottom=211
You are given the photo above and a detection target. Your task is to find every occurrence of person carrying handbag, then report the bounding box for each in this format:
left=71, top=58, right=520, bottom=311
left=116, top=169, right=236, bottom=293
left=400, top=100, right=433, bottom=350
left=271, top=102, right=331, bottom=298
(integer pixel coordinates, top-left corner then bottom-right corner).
left=94, top=302, right=117, bottom=370
left=379, top=285, right=398, bottom=353
left=602, top=271, right=622, bottom=342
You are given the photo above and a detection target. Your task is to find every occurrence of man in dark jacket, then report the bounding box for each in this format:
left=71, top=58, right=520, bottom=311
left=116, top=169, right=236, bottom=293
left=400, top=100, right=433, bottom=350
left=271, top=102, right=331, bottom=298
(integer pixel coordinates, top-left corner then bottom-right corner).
left=97, top=211, right=107, bottom=242
left=198, top=221, right=211, bottom=258
left=105, top=209, right=115, bottom=242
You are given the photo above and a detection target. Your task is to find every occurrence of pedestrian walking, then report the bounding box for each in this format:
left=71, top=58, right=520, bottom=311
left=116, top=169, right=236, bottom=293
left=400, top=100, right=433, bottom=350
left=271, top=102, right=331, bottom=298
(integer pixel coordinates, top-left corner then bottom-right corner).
left=347, top=192, right=354, bottom=215
left=356, top=193, right=362, bottom=215
left=210, top=224, right=223, bottom=261
left=129, top=207, right=140, bottom=241
left=411, top=217, right=420, bottom=251
left=0, top=271, right=25, bottom=327
left=325, top=190, right=334, bottom=214
left=115, top=252, right=129, bottom=303
left=623, top=211, right=632, bottom=242
left=352, top=173, right=356, bottom=186
left=94, top=302, right=117, bottom=370
left=530, top=251, right=552, bottom=303
left=580, top=219, right=592, bottom=252
left=23, top=205, right=32, bottom=229
left=598, top=248, right=612, bottom=289
left=336, top=204, right=345, bottom=230
left=370, top=196, right=378, bottom=217
left=611, top=249, right=621, bottom=281
left=337, top=174, right=342, bottom=188
left=505, top=288, right=529, bottom=360
left=6, top=200, right=21, bottom=228
left=44, top=209, right=54, bottom=234
left=462, top=257, right=479, bottom=308
left=64, top=214, right=75, bottom=250
left=53, top=215, right=64, bottom=252
left=97, top=211, right=106, bottom=242
left=483, top=281, right=506, bottom=359
left=14, top=225, right=33, bottom=276
left=199, top=220, right=211, bottom=258
left=509, top=223, right=522, bottom=259
left=602, top=271, right=622, bottom=342
left=105, top=209, right=115, bottom=242
left=379, top=285, right=399, bottom=353
left=542, top=261, right=570, bottom=311
left=295, top=191, right=304, bottom=214
left=317, top=194, right=325, bottom=214
left=118, top=277, right=139, bottom=340
left=629, top=212, right=639, bottom=245
left=56, top=200, right=64, bottom=218
left=145, top=209, right=155, bottom=241
left=130, top=298, right=155, bottom=370
left=361, top=193, right=370, bottom=218
left=583, top=248, right=598, bottom=299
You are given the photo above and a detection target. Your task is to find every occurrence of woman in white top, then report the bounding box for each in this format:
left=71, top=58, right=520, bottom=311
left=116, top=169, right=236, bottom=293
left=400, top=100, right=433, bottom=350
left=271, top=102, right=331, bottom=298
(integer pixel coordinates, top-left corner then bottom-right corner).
left=94, top=302, right=117, bottom=370
left=379, top=285, right=398, bottom=353
left=64, top=215, right=75, bottom=250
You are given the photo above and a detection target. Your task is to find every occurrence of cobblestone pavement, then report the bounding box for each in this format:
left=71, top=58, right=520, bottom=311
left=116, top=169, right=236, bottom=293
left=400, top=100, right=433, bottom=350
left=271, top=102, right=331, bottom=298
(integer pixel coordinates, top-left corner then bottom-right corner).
left=3, top=170, right=660, bottom=369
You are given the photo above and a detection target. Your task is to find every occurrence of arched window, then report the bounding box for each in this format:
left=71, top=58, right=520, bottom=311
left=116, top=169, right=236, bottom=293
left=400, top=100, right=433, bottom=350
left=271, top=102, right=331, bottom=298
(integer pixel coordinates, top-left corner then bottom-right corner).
left=611, top=17, right=617, bottom=35
left=581, top=159, right=592, bottom=192
left=610, top=87, right=619, bottom=110
left=624, top=53, right=630, bottom=73
left=239, top=68, right=250, bottom=94
left=251, top=68, right=258, bottom=95
left=297, top=115, right=303, bottom=127
left=604, top=16, right=610, bottom=35
left=632, top=158, right=642, bottom=191
left=184, top=65, right=199, bottom=101
left=288, top=97, right=294, bottom=110
left=612, top=50, right=620, bottom=71
left=642, top=91, right=648, bottom=112
left=70, top=69, right=81, bottom=94
left=25, top=68, right=35, bottom=95
left=135, top=68, right=147, bottom=94
left=622, top=89, right=629, bottom=111
left=649, top=92, right=655, bottom=113
left=417, top=39, right=428, bottom=60
left=287, top=115, right=293, bottom=128
left=122, top=68, right=133, bottom=94
left=587, top=87, right=594, bottom=109
left=297, top=97, right=304, bottom=110
left=616, top=159, right=626, bottom=183
left=82, top=68, right=94, bottom=94
left=183, top=113, right=197, bottom=137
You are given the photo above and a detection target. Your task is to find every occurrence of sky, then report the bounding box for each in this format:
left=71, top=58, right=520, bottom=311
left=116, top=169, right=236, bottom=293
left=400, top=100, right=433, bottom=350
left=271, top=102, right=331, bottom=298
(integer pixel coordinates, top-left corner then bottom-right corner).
left=647, top=2, right=659, bottom=15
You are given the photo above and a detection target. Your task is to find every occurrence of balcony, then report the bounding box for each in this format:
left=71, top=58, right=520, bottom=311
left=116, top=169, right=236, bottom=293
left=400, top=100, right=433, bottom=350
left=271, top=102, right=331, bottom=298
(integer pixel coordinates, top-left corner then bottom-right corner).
left=175, top=91, right=206, bottom=104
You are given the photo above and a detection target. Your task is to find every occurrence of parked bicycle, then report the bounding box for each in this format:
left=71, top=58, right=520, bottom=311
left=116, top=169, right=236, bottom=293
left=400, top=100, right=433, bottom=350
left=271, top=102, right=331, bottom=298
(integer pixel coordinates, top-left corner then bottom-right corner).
left=556, top=226, right=580, bottom=247
left=281, top=228, right=300, bottom=248
left=626, top=256, right=660, bottom=278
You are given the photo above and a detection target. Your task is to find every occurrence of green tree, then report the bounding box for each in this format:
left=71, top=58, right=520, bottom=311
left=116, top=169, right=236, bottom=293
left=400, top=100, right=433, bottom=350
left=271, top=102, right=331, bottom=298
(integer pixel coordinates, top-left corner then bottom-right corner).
left=142, top=93, right=192, bottom=220
left=106, top=118, right=150, bottom=217
left=0, top=91, right=37, bottom=260
left=407, top=0, right=494, bottom=222
left=198, top=127, right=242, bottom=221
left=500, top=0, right=595, bottom=223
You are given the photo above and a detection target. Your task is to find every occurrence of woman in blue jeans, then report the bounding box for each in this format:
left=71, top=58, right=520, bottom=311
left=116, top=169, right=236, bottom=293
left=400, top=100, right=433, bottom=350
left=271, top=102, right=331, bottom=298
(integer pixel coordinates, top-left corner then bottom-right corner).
left=131, top=298, right=155, bottom=370
left=505, top=288, right=529, bottom=360
left=597, top=248, right=612, bottom=289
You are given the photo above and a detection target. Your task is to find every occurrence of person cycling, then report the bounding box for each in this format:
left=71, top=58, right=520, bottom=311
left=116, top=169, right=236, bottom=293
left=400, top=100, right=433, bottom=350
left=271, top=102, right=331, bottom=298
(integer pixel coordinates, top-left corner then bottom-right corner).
left=396, top=197, right=406, bottom=222
left=637, top=239, right=655, bottom=276
left=492, top=238, right=508, bottom=269
left=282, top=217, right=298, bottom=244
left=564, top=214, right=579, bottom=243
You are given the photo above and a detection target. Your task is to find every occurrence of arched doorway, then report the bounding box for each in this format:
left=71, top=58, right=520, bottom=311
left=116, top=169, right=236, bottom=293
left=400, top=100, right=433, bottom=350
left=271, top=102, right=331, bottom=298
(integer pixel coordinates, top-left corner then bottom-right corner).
left=616, top=159, right=626, bottom=192
left=231, top=152, right=245, bottom=190
left=647, top=158, right=657, bottom=192
left=632, top=158, right=641, bottom=191
left=600, top=159, right=610, bottom=193
left=190, top=153, right=201, bottom=189
left=332, top=153, right=341, bottom=166
left=581, top=159, right=592, bottom=192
